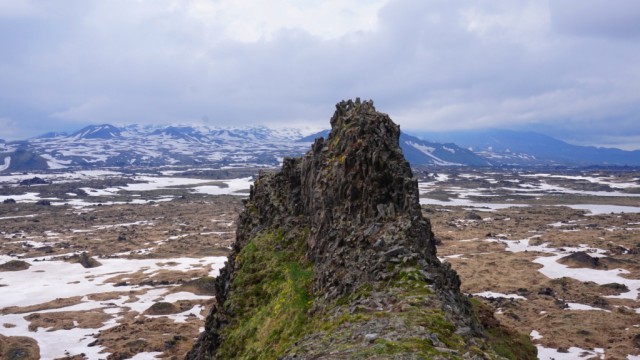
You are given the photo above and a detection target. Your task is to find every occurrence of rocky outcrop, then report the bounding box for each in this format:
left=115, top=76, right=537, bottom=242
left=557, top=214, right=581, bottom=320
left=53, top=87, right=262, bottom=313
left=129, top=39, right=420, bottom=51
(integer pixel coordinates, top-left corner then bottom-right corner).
left=19, top=176, right=48, bottom=186
left=186, top=99, right=536, bottom=359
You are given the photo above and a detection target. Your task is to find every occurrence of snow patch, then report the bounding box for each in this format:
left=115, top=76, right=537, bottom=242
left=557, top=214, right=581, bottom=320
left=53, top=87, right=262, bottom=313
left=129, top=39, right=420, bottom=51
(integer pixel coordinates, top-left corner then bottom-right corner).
left=473, top=291, right=526, bottom=300
left=530, top=330, right=542, bottom=340
left=0, top=156, right=10, bottom=171
left=536, top=345, right=604, bottom=359
left=565, top=303, right=610, bottom=312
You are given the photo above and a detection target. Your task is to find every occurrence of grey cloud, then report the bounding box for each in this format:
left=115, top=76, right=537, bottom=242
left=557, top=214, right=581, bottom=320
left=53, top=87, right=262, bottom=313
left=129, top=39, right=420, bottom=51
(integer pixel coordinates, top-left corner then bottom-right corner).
left=550, top=0, right=640, bottom=38
left=0, top=0, right=639, bottom=149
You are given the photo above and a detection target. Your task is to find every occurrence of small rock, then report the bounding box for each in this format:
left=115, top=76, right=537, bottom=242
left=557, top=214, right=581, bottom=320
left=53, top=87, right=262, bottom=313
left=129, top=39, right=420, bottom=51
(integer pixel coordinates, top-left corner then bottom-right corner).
left=455, top=327, right=472, bottom=336
left=465, top=212, right=482, bottom=221
left=383, top=246, right=405, bottom=258
left=364, top=333, right=378, bottom=343
left=538, top=287, right=554, bottom=296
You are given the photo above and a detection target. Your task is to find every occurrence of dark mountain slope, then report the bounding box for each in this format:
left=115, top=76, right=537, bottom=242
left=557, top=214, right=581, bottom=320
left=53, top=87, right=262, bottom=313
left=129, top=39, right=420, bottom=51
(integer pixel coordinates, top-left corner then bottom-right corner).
left=150, top=126, right=211, bottom=143
left=71, top=124, right=121, bottom=139
left=423, top=129, right=640, bottom=166
left=400, top=132, right=489, bottom=166
left=0, top=148, right=49, bottom=172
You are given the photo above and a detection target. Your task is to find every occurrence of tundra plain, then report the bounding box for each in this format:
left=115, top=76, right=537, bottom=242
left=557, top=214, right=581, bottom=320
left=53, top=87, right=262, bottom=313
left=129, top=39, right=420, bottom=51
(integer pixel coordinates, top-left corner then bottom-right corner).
left=0, top=167, right=639, bottom=360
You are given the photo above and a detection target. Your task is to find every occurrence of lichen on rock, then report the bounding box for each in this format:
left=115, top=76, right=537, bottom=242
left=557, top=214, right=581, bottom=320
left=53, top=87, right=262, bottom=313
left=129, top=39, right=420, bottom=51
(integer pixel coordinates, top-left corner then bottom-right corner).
left=186, top=99, right=536, bottom=359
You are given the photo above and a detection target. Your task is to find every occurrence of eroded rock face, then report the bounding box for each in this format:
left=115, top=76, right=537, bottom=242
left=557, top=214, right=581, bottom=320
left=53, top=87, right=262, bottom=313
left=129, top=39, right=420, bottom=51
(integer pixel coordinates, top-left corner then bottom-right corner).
left=301, top=99, right=442, bottom=298
left=186, top=99, right=536, bottom=359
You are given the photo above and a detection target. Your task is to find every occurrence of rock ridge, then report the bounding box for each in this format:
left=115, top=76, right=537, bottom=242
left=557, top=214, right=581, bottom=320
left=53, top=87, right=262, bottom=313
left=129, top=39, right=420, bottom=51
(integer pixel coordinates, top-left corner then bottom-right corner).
left=186, top=99, right=536, bottom=359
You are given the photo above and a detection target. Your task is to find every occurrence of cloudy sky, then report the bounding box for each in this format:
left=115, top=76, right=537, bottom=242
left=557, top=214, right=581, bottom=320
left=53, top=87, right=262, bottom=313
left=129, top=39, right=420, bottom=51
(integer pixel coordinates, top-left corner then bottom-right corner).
left=1, top=0, right=639, bottom=149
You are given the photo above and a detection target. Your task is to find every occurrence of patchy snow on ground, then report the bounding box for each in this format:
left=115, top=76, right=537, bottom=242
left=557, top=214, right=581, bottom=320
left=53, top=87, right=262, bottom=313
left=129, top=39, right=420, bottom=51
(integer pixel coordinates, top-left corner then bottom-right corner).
left=419, top=195, right=640, bottom=214
left=81, top=186, right=122, bottom=196
left=78, top=176, right=252, bottom=199
left=0, top=256, right=227, bottom=308
left=0, top=170, right=123, bottom=185
left=121, top=176, right=213, bottom=191
left=536, top=345, right=605, bottom=359
left=193, top=177, right=253, bottom=196
left=0, top=214, right=38, bottom=220
left=473, top=291, right=527, bottom=300
left=418, top=171, right=640, bottom=214
left=535, top=254, right=640, bottom=301
left=92, top=220, right=155, bottom=230
left=0, top=311, right=116, bottom=360
left=486, top=237, right=640, bottom=301
left=566, top=204, right=640, bottom=215
left=419, top=196, right=529, bottom=211
left=0, top=192, right=53, bottom=203
left=530, top=330, right=542, bottom=340
left=0, top=255, right=227, bottom=358
left=565, top=303, right=611, bottom=312
left=129, top=352, right=163, bottom=360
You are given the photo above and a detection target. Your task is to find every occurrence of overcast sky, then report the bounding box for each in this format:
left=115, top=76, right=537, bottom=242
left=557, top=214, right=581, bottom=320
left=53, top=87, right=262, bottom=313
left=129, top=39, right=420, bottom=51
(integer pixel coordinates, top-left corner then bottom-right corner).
left=1, top=0, right=639, bottom=149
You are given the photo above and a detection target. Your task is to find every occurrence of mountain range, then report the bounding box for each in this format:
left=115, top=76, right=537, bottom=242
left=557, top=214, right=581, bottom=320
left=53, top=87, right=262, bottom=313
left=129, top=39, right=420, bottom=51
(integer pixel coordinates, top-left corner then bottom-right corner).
left=1, top=124, right=639, bottom=173
left=418, top=129, right=640, bottom=167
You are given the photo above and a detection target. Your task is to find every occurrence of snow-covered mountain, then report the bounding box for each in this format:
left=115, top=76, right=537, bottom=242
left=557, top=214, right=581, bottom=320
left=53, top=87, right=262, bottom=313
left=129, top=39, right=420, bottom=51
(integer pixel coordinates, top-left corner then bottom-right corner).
left=0, top=125, right=317, bottom=172
left=71, top=124, right=122, bottom=140
left=419, top=129, right=640, bottom=166
left=399, top=133, right=489, bottom=166
left=2, top=124, right=639, bottom=173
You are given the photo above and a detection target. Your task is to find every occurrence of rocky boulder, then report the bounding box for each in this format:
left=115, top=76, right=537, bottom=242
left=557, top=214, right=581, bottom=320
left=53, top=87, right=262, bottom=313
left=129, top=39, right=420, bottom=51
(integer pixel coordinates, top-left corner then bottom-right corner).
left=0, top=260, right=30, bottom=272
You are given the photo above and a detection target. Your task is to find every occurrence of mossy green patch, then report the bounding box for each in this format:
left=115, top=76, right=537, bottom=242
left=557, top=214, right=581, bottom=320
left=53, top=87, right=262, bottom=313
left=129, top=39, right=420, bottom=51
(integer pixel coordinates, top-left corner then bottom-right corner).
left=470, top=298, right=537, bottom=360
left=216, top=229, right=314, bottom=359
left=395, top=267, right=435, bottom=295
left=335, top=283, right=373, bottom=307
left=210, top=227, right=535, bottom=360
left=356, top=338, right=458, bottom=359
left=404, top=307, right=465, bottom=350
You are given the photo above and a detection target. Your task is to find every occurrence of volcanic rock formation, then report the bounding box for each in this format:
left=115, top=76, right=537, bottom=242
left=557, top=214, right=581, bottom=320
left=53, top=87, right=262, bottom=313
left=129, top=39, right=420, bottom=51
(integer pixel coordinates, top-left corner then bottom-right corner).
left=186, top=99, right=535, bottom=359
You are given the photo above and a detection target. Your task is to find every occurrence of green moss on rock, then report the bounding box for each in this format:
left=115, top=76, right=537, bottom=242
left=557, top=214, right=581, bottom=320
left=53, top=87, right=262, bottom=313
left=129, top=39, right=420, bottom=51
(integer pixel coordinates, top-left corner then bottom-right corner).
left=216, top=229, right=314, bottom=359
left=471, top=298, right=537, bottom=360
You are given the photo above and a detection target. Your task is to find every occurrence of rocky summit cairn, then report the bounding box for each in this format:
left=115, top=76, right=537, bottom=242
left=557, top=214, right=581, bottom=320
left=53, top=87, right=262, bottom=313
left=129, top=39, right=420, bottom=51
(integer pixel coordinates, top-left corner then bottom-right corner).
left=186, top=99, right=535, bottom=359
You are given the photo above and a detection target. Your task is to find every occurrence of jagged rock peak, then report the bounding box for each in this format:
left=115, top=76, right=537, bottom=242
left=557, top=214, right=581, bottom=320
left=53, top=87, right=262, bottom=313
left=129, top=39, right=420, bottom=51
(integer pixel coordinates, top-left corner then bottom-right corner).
left=300, top=98, right=439, bottom=299
left=186, top=99, right=537, bottom=360
left=306, top=98, right=417, bottom=227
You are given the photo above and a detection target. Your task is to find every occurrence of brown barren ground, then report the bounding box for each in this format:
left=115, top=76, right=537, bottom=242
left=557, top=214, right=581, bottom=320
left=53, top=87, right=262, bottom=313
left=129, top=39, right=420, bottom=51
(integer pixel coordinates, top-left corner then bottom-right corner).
left=1, top=169, right=639, bottom=358
left=427, top=203, right=640, bottom=359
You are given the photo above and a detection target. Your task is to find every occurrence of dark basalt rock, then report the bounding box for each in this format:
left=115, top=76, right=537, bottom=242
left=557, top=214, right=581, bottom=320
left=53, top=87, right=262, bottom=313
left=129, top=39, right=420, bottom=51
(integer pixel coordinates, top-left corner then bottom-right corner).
left=558, top=251, right=600, bottom=268
left=300, top=99, right=443, bottom=299
left=186, top=99, right=535, bottom=359
left=144, top=302, right=179, bottom=315
left=19, top=177, right=48, bottom=186
left=0, top=260, right=31, bottom=272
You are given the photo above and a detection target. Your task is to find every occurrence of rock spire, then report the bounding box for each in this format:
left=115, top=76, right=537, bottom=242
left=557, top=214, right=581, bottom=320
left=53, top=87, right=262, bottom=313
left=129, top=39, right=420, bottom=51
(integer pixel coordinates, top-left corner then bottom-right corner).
left=186, top=99, right=535, bottom=359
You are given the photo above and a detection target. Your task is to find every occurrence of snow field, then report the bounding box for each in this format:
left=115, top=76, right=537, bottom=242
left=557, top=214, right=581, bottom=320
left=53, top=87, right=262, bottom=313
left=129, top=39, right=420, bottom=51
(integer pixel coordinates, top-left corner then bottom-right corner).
left=0, top=255, right=227, bottom=359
